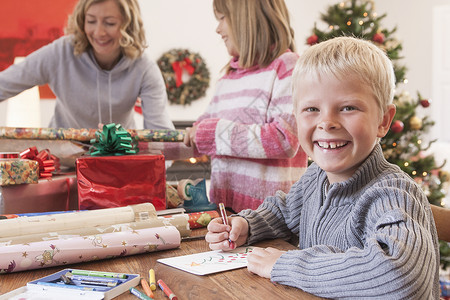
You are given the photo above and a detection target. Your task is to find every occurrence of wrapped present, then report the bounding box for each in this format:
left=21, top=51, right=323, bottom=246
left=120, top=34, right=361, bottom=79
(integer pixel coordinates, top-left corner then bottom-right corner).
left=76, top=154, right=166, bottom=210
left=0, top=158, right=39, bottom=186
left=0, top=173, right=78, bottom=214
left=0, top=139, right=89, bottom=169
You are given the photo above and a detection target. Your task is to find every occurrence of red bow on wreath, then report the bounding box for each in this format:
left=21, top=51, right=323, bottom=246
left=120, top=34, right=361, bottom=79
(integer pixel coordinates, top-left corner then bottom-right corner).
left=171, top=58, right=195, bottom=87
left=20, top=147, right=59, bottom=178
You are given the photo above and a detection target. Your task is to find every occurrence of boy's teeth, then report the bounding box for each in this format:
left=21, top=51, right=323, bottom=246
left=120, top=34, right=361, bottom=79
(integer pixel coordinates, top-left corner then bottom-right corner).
left=318, top=141, right=346, bottom=149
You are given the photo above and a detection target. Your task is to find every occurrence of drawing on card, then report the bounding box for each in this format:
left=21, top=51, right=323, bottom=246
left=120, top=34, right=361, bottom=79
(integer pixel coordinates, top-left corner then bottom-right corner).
left=157, top=246, right=254, bottom=275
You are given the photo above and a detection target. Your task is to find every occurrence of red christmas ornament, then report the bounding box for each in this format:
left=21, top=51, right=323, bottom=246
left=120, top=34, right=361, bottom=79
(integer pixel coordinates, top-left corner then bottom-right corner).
left=420, top=99, right=431, bottom=107
left=372, top=32, right=385, bottom=44
left=390, top=120, right=404, bottom=133
left=307, top=34, right=319, bottom=45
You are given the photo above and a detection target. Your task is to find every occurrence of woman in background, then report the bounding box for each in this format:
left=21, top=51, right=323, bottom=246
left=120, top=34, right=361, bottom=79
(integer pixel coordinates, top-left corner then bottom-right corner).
left=0, top=0, right=174, bottom=130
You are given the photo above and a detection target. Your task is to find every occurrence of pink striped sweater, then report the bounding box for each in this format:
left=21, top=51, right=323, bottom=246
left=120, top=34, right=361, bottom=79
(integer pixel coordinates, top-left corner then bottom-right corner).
left=165, top=51, right=308, bottom=213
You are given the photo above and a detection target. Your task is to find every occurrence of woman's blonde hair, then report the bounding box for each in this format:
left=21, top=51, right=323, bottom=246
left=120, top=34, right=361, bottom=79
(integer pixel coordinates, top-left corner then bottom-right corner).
left=66, top=0, right=147, bottom=59
left=292, top=36, right=395, bottom=115
left=213, top=0, right=296, bottom=73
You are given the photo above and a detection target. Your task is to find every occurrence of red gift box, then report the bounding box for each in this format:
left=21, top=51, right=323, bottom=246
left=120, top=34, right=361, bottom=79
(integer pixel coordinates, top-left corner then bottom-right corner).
left=76, top=154, right=166, bottom=210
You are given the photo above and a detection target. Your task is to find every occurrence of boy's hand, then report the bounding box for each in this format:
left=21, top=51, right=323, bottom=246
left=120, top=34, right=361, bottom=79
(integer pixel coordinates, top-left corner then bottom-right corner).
left=206, top=216, right=248, bottom=251
left=247, top=247, right=285, bottom=279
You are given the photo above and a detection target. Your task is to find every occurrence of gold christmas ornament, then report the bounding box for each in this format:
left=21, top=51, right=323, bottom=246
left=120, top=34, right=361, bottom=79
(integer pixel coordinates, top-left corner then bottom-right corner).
left=409, top=116, right=422, bottom=130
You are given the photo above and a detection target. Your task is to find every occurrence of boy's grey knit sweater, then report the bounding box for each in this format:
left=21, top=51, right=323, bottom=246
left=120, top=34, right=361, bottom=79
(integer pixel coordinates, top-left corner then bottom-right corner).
left=239, top=144, right=439, bottom=299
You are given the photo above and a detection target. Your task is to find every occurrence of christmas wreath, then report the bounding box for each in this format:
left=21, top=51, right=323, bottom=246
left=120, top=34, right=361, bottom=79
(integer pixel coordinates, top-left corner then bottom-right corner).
left=157, top=49, right=210, bottom=105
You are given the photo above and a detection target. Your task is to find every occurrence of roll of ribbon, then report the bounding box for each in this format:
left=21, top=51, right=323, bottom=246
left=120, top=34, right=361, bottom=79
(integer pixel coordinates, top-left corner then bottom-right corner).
left=177, top=179, right=195, bottom=200
left=0, top=152, right=19, bottom=159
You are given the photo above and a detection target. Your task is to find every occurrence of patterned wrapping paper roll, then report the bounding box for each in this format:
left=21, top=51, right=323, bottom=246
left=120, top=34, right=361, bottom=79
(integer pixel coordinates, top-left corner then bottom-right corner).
left=187, top=211, right=220, bottom=229
left=0, top=127, right=185, bottom=142
left=0, top=214, right=191, bottom=246
left=0, top=203, right=157, bottom=238
left=128, top=129, right=184, bottom=142
left=0, top=127, right=96, bottom=142
left=0, top=226, right=181, bottom=274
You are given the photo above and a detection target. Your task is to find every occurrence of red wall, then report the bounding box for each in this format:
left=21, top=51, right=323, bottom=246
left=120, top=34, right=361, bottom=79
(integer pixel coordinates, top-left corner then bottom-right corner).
left=0, top=0, right=78, bottom=98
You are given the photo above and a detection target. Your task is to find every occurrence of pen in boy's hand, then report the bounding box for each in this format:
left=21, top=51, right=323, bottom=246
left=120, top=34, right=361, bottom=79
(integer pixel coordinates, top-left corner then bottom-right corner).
left=219, top=203, right=236, bottom=249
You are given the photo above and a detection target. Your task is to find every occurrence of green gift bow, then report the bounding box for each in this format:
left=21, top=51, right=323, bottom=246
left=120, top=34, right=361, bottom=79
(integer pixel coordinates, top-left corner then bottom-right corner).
left=89, top=123, right=139, bottom=156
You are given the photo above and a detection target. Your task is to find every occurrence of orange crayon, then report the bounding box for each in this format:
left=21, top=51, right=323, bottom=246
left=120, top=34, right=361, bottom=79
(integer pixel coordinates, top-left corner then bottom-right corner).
left=141, top=278, right=154, bottom=298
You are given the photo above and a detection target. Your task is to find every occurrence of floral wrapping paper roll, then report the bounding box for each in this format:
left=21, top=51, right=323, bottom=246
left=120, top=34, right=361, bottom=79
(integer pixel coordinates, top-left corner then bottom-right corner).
left=0, top=226, right=181, bottom=274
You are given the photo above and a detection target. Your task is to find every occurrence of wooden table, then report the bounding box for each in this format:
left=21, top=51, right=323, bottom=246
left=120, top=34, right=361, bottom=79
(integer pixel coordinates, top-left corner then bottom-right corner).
left=0, top=228, right=321, bottom=299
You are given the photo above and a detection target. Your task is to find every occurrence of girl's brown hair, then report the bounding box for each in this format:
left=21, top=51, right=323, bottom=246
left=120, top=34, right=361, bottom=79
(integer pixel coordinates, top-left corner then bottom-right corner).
left=213, top=0, right=296, bottom=73
left=66, top=0, right=147, bottom=59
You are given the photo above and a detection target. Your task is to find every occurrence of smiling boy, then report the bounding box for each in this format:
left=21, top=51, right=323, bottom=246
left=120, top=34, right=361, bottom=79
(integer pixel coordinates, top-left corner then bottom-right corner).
left=206, top=36, right=439, bottom=299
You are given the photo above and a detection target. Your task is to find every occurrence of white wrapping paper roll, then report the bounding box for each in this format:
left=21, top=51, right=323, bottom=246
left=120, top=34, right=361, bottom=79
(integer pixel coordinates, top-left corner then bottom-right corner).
left=0, top=214, right=191, bottom=246
left=0, top=203, right=156, bottom=238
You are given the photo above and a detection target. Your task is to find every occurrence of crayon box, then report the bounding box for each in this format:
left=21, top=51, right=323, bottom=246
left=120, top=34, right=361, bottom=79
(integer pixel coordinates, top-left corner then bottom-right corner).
left=0, top=268, right=140, bottom=300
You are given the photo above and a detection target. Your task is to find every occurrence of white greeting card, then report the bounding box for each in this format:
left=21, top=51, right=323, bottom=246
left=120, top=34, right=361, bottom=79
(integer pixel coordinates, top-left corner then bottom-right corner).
left=157, top=246, right=254, bottom=275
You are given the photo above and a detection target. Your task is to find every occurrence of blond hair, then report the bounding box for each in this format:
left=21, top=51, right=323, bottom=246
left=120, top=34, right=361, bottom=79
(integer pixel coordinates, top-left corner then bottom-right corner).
left=66, top=0, right=147, bottom=59
left=213, top=0, right=296, bottom=73
left=292, top=36, right=395, bottom=115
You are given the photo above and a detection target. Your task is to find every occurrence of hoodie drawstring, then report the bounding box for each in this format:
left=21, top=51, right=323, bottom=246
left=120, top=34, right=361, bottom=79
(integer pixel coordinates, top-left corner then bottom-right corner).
left=108, top=73, right=112, bottom=124
left=96, top=71, right=102, bottom=125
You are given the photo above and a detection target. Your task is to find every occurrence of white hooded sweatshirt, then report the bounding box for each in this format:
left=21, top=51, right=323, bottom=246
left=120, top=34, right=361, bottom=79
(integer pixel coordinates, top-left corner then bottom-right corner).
left=0, top=35, right=174, bottom=130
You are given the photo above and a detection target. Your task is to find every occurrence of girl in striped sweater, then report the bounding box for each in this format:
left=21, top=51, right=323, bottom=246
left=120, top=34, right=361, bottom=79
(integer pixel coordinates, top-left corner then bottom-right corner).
left=180, top=0, right=308, bottom=213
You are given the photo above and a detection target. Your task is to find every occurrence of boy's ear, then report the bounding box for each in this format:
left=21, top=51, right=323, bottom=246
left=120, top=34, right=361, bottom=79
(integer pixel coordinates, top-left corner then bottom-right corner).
left=377, top=104, right=396, bottom=138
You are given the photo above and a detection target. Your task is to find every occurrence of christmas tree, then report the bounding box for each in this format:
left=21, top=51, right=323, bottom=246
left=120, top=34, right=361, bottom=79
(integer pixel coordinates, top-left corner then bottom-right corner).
left=306, top=0, right=450, bottom=268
